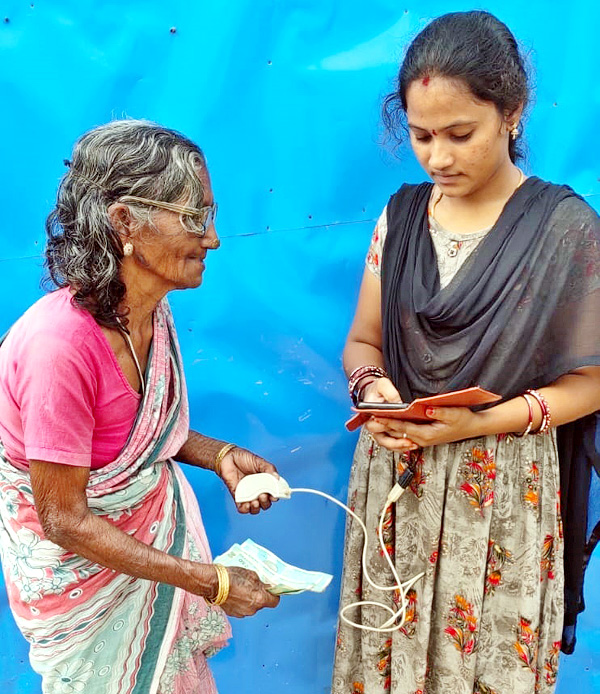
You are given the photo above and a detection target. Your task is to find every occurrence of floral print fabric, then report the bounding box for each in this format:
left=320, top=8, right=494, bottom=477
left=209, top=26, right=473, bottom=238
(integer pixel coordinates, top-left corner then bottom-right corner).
left=332, top=430, right=564, bottom=694
left=337, top=194, right=564, bottom=693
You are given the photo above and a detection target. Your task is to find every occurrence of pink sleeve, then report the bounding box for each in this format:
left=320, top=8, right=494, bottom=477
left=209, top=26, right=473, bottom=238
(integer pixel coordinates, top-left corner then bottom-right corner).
left=15, top=331, right=97, bottom=466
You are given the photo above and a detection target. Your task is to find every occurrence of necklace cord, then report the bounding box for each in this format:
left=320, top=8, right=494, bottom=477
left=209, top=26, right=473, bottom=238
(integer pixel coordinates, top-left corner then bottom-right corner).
left=116, top=318, right=146, bottom=397
left=430, top=168, right=526, bottom=221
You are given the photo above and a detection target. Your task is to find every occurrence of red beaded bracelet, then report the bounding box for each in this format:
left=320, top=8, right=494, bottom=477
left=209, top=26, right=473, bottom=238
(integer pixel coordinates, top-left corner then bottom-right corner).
left=526, top=389, right=551, bottom=434
left=515, top=392, right=534, bottom=436
left=348, top=365, right=388, bottom=406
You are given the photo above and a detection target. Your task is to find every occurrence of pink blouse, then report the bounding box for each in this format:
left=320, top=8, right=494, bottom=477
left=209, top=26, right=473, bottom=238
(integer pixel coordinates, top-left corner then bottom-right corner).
left=0, top=288, right=140, bottom=470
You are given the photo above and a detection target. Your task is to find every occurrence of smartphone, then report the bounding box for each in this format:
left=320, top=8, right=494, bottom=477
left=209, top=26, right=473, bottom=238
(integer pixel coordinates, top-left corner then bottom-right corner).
left=355, top=401, right=409, bottom=411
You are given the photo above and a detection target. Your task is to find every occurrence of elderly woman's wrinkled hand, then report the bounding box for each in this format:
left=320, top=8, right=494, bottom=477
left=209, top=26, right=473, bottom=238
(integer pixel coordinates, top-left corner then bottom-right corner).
left=221, top=566, right=280, bottom=617
left=219, top=447, right=280, bottom=515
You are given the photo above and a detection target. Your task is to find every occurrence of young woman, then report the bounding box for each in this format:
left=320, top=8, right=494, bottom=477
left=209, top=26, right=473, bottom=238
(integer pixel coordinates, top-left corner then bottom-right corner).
left=333, top=11, right=600, bottom=694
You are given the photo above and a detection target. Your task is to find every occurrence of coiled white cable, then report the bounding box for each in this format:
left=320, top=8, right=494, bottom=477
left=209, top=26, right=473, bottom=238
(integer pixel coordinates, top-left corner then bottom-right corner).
left=290, top=476, right=424, bottom=633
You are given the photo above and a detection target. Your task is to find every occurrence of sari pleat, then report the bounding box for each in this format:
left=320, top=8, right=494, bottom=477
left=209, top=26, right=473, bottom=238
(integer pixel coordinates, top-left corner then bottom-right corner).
left=0, top=299, right=230, bottom=694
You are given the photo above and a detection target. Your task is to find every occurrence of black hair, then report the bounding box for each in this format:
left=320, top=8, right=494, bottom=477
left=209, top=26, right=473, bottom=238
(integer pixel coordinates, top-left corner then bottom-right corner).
left=383, top=11, right=529, bottom=162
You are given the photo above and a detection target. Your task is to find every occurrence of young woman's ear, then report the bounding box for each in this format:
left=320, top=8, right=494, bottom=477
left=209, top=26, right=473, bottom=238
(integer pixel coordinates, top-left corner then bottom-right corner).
left=504, top=103, right=525, bottom=134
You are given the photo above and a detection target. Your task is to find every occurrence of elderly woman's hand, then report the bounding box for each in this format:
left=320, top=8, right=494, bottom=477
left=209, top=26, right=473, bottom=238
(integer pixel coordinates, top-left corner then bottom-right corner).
left=219, top=566, right=280, bottom=617
left=219, top=447, right=280, bottom=515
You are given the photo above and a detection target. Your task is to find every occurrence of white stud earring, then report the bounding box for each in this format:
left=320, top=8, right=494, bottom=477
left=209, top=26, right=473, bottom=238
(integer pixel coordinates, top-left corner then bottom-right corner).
left=123, top=242, right=134, bottom=257
left=510, top=124, right=520, bottom=140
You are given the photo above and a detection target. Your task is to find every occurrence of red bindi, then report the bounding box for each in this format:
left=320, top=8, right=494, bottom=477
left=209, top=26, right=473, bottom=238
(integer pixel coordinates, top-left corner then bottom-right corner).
left=432, top=129, right=438, bottom=136
left=422, top=75, right=430, bottom=86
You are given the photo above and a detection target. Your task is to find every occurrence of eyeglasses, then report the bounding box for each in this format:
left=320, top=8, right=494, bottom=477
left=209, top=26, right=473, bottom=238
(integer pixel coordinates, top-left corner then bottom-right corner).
left=119, top=195, right=218, bottom=236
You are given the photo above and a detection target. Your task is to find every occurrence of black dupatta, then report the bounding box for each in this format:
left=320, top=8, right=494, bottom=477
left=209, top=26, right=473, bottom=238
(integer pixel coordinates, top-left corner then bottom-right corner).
left=381, top=177, right=600, bottom=653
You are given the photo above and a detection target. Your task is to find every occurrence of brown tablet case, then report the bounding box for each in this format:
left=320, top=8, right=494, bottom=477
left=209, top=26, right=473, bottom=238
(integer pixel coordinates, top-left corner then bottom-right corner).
left=345, top=387, right=501, bottom=431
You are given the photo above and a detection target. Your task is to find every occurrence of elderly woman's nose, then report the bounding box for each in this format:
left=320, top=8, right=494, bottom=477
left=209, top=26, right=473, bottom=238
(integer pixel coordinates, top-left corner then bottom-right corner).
left=203, top=222, right=220, bottom=249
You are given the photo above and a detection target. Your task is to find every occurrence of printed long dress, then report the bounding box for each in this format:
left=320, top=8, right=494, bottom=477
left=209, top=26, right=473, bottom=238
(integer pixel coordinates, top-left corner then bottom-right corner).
left=332, top=209, right=564, bottom=694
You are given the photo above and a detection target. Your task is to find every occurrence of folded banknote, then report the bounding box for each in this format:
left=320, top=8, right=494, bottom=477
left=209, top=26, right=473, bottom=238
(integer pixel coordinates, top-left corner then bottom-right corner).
left=213, top=539, right=332, bottom=595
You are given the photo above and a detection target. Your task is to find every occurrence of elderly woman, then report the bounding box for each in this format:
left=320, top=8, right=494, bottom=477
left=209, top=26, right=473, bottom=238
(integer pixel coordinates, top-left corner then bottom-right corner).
left=0, top=120, right=279, bottom=694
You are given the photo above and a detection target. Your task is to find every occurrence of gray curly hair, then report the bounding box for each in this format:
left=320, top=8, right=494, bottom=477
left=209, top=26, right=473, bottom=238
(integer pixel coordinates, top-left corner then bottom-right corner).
left=45, top=119, right=206, bottom=328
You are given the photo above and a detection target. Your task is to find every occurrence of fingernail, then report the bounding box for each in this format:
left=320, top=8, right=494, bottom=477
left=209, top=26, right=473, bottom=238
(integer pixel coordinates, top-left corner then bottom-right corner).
left=426, top=407, right=435, bottom=417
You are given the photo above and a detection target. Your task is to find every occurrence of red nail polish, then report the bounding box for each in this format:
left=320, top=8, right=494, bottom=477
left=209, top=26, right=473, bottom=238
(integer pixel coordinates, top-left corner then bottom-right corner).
left=426, top=407, right=435, bottom=417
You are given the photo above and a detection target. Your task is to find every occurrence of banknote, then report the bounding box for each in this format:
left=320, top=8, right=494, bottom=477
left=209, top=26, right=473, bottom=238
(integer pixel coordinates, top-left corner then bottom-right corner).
left=213, top=539, right=333, bottom=595
left=214, top=541, right=331, bottom=594
left=214, top=544, right=301, bottom=595
left=236, top=540, right=332, bottom=594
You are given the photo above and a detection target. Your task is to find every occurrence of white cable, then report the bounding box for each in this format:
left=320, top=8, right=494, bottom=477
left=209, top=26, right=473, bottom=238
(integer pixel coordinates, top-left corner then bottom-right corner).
left=289, top=486, right=424, bottom=633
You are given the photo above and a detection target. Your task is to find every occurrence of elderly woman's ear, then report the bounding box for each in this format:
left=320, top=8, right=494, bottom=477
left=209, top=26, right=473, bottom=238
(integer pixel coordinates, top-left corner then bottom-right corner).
left=108, top=202, right=136, bottom=239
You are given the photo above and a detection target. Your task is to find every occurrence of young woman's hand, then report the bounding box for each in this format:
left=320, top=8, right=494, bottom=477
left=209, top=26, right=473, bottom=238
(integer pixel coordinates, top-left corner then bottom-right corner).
left=361, top=377, right=417, bottom=451
left=360, top=377, right=403, bottom=404
left=365, top=405, right=480, bottom=450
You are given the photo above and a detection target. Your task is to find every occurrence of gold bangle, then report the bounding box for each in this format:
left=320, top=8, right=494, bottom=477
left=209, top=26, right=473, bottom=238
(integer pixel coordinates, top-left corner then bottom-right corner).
left=208, top=564, right=230, bottom=606
left=208, top=564, right=223, bottom=604
left=220, top=565, right=230, bottom=604
left=214, top=443, right=236, bottom=477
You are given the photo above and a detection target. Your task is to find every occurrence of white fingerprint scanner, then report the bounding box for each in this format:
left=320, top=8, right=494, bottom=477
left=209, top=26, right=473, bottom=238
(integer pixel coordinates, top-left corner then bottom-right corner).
left=234, top=473, right=292, bottom=504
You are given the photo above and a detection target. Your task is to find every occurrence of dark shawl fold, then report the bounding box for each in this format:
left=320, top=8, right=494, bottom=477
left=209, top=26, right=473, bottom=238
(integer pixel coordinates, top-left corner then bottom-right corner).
left=381, top=177, right=600, bottom=653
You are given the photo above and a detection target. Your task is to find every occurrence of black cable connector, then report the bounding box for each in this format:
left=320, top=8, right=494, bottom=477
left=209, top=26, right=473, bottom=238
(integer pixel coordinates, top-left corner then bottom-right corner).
left=398, top=468, right=414, bottom=489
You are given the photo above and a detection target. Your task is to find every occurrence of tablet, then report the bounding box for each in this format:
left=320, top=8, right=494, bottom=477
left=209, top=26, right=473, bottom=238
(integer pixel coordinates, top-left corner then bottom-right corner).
left=345, top=386, right=501, bottom=431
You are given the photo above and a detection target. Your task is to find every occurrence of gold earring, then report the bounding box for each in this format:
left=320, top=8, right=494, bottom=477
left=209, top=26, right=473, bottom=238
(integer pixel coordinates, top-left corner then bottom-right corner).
left=123, top=242, right=134, bottom=257
left=510, top=124, right=520, bottom=140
